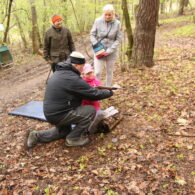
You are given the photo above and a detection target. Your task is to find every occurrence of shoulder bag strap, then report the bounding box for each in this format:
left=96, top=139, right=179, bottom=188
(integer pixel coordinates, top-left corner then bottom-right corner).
left=98, top=23, right=112, bottom=43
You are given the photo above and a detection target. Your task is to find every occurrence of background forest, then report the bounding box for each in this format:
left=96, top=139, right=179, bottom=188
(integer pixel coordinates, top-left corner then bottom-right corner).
left=0, top=0, right=195, bottom=194
left=0, top=0, right=195, bottom=67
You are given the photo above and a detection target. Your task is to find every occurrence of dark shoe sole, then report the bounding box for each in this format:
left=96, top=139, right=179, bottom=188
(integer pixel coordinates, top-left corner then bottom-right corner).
left=65, top=139, right=90, bottom=147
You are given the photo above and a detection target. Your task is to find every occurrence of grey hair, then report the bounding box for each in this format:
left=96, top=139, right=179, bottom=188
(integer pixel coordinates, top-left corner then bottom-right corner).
left=102, top=4, right=115, bottom=13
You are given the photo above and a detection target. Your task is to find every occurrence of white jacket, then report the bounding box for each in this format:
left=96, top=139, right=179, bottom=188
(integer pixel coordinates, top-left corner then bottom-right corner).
left=90, top=16, right=122, bottom=57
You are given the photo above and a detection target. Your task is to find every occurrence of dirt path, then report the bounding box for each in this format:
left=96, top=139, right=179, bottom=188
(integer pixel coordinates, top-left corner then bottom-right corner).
left=0, top=56, right=48, bottom=110
left=0, top=38, right=94, bottom=111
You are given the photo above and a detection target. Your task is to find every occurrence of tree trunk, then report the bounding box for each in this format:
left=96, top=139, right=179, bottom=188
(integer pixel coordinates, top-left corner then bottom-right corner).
left=14, top=14, right=28, bottom=49
left=121, top=0, right=133, bottom=61
left=42, top=0, right=47, bottom=40
left=62, top=0, right=68, bottom=26
left=178, top=0, right=185, bottom=15
left=156, top=9, right=160, bottom=27
left=29, top=0, right=41, bottom=53
left=3, top=0, right=13, bottom=43
left=132, top=0, right=160, bottom=67
left=184, top=0, right=189, bottom=7
left=169, top=0, right=173, bottom=12
left=134, top=4, right=139, bottom=17
left=160, top=2, right=165, bottom=14
left=94, top=0, right=97, bottom=21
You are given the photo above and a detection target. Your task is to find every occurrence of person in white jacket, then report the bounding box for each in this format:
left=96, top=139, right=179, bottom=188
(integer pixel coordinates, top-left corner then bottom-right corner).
left=90, top=4, right=122, bottom=87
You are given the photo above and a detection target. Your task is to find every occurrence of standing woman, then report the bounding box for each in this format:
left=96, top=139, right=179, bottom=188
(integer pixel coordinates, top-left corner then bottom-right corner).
left=90, top=4, right=122, bottom=87
left=43, top=15, right=75, bottom=72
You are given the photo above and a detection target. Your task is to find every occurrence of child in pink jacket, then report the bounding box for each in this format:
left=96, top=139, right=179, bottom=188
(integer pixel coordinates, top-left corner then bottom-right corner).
left=82, top=64, right=102, bottom=110
left=82, top=64, right=116, bottom=134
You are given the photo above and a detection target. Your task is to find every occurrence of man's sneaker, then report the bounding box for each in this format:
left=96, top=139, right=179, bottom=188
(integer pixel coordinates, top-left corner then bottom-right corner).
left=24, top=130, right=38, bottom=150
left=65, top=137, right=90, bottom=147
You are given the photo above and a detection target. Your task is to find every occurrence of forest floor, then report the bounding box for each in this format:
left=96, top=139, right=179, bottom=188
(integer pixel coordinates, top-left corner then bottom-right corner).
left=0, top=13, right=194, bottom=195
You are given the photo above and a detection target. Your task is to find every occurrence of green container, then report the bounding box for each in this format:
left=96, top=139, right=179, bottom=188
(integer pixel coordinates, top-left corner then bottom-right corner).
left=0, top=45, right=13, bottom=65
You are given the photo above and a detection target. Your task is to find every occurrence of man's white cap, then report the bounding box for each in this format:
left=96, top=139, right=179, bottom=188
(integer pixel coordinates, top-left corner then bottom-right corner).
left=70, top=51, right=86, bottom=64
left=70, top=51, right=85, bottom=59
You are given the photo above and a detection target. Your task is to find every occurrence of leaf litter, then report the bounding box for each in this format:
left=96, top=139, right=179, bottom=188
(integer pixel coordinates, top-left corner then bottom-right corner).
left=0, top=15, right=195, bottom=194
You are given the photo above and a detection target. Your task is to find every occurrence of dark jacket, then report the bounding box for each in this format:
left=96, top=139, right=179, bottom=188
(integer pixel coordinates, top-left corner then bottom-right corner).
left=43, top=60, right=113, bottom=124
left=43, top=26, right=75, bottom=63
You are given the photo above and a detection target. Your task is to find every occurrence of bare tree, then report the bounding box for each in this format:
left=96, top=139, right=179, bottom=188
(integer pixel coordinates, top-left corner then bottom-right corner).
left=121, top=0, right=133, bottom=61
left=169, top=0, right=173, bottom=12
left=29, top=0, right=41, bottom=53
left=160, top=1, right=165, bottom=14
left=184, top=0, right=189, bottom=7
left=14, top=13, right=27, bottom=49
left=132, top=0, right=160, bottom=67
left=42, top=0, right=47, bottom=40
left=178, top=0, right=185, bottom=15
left=94, top=0, right=97, bottom=21
left=3, top=0, right=13, bottom=43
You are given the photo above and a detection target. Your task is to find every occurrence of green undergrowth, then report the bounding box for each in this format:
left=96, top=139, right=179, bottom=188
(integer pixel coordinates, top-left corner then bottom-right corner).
left=160, top=15, right=193, bottom=24
left=172, top=23, right=195, bottom=37
left=164, top=23, right=195, bottom=38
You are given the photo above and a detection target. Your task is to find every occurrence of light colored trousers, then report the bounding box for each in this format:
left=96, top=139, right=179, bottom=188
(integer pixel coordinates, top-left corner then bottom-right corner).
left=94, top=56, right=116, bottom=87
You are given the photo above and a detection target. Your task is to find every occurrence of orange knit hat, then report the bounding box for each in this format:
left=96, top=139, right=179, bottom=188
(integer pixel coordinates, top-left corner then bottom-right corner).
left=52, top=15, right=63, bottom=24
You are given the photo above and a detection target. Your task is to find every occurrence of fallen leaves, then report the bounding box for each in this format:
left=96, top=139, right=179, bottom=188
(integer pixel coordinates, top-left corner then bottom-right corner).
left=177, top=118, right=189, bottom=126
left=175, top=177, right=187, bottom=186
left=0, top=15, right=195, bottom=194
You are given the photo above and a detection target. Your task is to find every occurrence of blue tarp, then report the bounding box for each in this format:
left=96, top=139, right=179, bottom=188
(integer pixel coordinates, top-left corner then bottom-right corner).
left=9, top=100, right=47, bottom=121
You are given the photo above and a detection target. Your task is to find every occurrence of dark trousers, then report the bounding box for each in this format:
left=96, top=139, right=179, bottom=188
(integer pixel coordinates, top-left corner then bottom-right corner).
left=37, top=105, right=96, bottom=143
left=51, top=54, right=67, bottom=72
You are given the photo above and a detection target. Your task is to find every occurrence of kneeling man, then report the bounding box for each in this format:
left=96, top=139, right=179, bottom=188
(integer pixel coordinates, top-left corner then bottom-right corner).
left=25, top=51, right=113, bottom=149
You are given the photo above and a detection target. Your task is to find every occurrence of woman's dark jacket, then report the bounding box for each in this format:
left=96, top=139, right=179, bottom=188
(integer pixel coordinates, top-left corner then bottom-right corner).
left=43, top=60, right=113, bottom=124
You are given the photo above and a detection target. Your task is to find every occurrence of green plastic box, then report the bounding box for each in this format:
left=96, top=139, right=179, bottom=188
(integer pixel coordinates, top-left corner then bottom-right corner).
left=0, top=45, right=13, bottom=65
